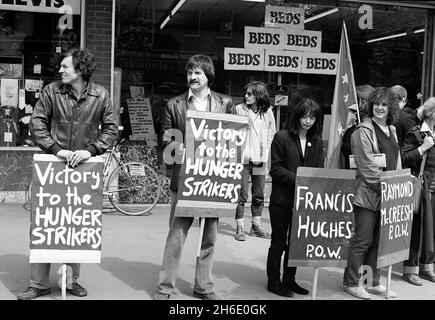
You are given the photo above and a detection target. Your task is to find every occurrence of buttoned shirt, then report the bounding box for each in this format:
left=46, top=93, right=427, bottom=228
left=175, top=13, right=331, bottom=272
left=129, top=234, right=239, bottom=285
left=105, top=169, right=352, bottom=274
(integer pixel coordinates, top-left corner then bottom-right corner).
left=188, top=88, right=211, bottom=112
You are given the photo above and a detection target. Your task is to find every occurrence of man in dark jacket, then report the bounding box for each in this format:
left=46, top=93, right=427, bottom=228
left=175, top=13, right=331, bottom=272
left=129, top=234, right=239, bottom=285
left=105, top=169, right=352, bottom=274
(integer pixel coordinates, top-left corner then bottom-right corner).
left=17, top=48, right=118, bottom=300
left=153, top=54, right=234, bottom=300
left=391, top=85, right=421, bottom=147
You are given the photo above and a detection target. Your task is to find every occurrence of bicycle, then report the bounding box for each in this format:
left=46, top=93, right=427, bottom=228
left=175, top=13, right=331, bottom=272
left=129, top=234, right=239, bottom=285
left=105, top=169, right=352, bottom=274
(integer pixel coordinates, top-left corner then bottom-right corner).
left=24, top=138, right=162, bottom=216
left=103, top=137, right=162, bottom=216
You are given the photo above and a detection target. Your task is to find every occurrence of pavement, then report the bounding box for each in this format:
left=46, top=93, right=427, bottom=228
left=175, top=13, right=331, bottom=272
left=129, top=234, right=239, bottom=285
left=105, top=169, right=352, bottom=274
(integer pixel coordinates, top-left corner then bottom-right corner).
left=1, top=203, right=435, bottom=301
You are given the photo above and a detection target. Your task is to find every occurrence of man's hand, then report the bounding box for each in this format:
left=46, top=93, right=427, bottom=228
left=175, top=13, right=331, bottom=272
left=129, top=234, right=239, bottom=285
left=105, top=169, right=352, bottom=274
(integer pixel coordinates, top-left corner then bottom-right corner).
left=56, top=150, right=74, bottom=163
left=69, top=150, right=92, bottom=168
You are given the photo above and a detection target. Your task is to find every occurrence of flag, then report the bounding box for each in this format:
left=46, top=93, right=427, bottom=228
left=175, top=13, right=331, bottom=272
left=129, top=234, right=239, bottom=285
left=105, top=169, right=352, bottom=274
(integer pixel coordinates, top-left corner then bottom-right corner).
left=325, top=21, right=359, bottom=169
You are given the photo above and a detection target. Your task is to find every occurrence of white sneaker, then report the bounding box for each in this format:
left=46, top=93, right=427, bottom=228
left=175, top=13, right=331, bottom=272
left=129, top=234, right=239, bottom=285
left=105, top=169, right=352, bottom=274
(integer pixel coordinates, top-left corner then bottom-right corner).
left=344, top=285, right=371, bottom=300
left=367, top=285, right=397, bottom=298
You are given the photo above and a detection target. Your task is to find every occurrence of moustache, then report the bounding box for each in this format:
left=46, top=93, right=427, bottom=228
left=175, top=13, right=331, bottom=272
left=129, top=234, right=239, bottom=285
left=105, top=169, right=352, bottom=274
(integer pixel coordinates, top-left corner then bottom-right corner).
left=189, top=80, right=199, bottom=84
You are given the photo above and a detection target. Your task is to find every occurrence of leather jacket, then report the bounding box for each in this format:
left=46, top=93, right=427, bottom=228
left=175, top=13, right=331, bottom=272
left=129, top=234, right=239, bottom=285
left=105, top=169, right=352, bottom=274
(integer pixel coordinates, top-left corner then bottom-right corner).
left=159, top=90, right=234, bottom=191
left=30, top=81, right=118, bottom=156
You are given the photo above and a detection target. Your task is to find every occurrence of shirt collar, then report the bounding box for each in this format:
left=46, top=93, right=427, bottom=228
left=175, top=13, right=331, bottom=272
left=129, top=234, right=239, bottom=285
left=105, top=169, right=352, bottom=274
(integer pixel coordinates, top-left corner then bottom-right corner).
left=188, top=88, right=211, bottom=101
left=421, top=120, right=432, bottom=133
left=57, top=81, right=99, bottom=97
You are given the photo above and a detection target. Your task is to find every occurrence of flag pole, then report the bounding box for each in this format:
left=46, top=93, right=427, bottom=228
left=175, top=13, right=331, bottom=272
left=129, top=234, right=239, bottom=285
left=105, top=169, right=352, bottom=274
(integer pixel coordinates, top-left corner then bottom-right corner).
left=342, top=22, right=360, bottom=124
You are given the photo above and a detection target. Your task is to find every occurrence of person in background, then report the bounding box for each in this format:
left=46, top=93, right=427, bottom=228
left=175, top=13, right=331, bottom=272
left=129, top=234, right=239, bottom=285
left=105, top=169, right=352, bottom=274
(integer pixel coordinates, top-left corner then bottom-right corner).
left=401, top=97, right=435, bottom=286
left=266, top=98, right=323, bottom=297
left=234, top=81, right=276, bottom=241
left=153, top=54, right=234, bottom=300
left=391, top=85, right=422, bottom=147
left=343, top=87, right=400, bottom=300
left=18, top=48, right=118, bottom=300
left=341, top=84, right=375, bottom=169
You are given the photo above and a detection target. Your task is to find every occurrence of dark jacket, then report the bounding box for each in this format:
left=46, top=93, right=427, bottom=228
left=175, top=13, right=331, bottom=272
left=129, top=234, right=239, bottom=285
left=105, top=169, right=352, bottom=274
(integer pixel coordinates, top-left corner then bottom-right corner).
left=159, top=90, right=234, bottom=191
left=401, top=123, right=435, bottom=189
left=394, top=109, right=420, bottom=147
left=30, top=81, right=118, bottom=156
left=269, top=130, right=324, bottom=208
left=351, top=118, right=401, bottom=211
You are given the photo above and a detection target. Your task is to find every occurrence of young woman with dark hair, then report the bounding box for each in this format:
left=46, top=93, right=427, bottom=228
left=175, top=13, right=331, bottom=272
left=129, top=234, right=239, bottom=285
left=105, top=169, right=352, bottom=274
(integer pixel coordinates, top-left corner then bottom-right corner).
left=234, top=81, right=276, bottom=241
left=266, top=98, right=324, bottom=297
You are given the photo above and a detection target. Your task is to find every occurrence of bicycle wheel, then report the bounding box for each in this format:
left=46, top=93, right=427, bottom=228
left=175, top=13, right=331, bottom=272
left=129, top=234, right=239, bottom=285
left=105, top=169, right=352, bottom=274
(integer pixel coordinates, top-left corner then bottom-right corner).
left=106, top=161, right=162, bottom=216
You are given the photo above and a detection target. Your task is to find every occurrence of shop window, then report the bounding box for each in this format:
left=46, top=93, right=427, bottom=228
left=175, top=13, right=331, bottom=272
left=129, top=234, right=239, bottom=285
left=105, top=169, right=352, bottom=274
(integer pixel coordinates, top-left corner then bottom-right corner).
left=0, top=8, right=81, bottom=148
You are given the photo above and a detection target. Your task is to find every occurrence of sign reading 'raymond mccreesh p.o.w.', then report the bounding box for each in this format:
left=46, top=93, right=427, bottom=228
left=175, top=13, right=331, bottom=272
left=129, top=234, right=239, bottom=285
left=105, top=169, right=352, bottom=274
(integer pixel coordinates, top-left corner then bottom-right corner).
left=377, top=169, right=414, bottom=268
left=288, top=167, right=355, bottom=267
left=29, top=154, right=104, bottom=263
left=175, top=110, right=249, bottom=218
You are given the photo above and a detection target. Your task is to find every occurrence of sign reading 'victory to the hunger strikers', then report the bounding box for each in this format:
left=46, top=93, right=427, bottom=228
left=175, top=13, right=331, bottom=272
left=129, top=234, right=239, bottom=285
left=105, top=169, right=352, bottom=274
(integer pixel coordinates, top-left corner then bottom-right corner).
left=288, top=167, right=355, bottom=267
left=29, top=154, right=104, bottom=264
left=175, top=110, right=249, bottom=218
left=377, top=169, right=414, bottom=268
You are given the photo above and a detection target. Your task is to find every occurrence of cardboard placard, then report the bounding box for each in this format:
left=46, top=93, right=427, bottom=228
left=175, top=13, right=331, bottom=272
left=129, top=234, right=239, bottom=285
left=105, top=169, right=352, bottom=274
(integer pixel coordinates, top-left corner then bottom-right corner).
left=288, top=167, right=355, bottom=267
left=377, top=169, right=414, bottom=268
left=127, top=98, right=155, bottom=135
left=29, top=154, right=104, bottom=263
left=301, top=52, right=338, bottom=75
left=244, top=26, right=321, bottom=52
left=264, top=5, right=305, bottom=30
left=224, top=47, right=265, bottom=71
left=175, top=110, right=249, bottom=217
left=264, top=50, right=302, bottom=73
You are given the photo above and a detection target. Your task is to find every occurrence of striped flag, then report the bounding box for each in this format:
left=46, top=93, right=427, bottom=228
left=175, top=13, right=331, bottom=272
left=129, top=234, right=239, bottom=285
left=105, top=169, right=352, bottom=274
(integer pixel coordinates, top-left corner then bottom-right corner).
left=325, top=21, right=359, bottom=169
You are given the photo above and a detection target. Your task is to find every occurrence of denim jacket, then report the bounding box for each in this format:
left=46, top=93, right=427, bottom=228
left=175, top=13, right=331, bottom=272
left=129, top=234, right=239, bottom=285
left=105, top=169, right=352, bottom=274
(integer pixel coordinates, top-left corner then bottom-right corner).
left=351, top=118, right=402, bottom=211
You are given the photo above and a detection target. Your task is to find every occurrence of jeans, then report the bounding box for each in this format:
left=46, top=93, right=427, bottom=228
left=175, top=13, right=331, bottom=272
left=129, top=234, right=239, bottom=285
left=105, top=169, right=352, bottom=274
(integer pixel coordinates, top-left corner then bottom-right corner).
left=266, top=203, right=296, bottom=285
left=235, top=162, right=266, bottom=220
left=30, top=263, right=80, bottom=289
left=343, top=205, right=381, bottom=287
left=157, top=192, right=218, bottom=295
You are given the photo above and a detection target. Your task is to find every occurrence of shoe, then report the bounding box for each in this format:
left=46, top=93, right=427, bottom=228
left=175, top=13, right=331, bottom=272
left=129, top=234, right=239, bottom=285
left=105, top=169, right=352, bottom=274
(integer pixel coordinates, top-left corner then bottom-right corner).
left=267, top=283, right=294, bottom=298
left=17, top=287, right=51, bottom=300
left=419, top=270, right=435, bottom=283
left=66, top=283, right=88, bottom=297
left=284, top=281, right=309, bottom=295
left=402, top=273, right=423, bottom=286
left=193, top=291, right=222, bottom=300
left=367, top=285, right=397, bottom=298
left=343, top=286, right=371, bottom=300
left=153, top=292, right=170, bottom=300
left=235, top=225, right=246, bottom=241
left=249, top=223, right=271, bottom=239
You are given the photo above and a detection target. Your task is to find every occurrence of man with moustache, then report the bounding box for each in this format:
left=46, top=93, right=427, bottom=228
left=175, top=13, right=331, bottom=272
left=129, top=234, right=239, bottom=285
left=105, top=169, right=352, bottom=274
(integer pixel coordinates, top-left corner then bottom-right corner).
left=17, top=48, right=118, bottom=300
left=153, top=54, right=234, bottom=300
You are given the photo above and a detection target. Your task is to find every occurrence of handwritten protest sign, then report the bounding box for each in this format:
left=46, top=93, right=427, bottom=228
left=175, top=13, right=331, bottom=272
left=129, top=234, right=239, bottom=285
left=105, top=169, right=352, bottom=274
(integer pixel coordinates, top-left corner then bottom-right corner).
left=288, top=167, right=355, bottom=267
left=29, top=154, right=104, bottom=263
left=175, top=110, right=248, bottom=218
left=377, top=169, right=414, bottom=268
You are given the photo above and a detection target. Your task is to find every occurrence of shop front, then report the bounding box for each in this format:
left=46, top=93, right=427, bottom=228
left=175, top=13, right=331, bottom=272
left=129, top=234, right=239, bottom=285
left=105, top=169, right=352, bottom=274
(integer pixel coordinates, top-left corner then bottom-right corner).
left=112, top=0, right=435, bottom=202
left=1, top=0, right=435, bottom=203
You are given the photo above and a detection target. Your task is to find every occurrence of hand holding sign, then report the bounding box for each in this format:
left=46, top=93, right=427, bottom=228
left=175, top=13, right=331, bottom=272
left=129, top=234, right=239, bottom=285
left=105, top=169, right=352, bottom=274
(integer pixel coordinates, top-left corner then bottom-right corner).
left=69, top=150, right=92, bottom=168
left=56, top=150, right=74, bottom=164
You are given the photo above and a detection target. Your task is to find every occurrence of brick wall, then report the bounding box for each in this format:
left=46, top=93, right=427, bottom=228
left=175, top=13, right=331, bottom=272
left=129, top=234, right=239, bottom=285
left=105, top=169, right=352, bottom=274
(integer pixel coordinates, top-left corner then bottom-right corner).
left=85, top=0, right=113, bottom=90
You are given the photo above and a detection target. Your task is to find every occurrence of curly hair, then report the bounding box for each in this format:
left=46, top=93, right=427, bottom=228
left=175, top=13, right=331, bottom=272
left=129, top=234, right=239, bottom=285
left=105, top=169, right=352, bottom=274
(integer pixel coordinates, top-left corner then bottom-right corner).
left=63, top=48, right=96, bottom=82
left=366, top=87, right=397, bottom=125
